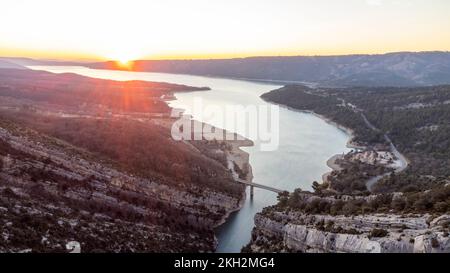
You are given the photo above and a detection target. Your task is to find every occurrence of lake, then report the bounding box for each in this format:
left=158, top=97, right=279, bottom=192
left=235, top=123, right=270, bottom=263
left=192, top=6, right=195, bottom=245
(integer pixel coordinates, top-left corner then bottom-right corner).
left=28, top=65, right=351, bottom=253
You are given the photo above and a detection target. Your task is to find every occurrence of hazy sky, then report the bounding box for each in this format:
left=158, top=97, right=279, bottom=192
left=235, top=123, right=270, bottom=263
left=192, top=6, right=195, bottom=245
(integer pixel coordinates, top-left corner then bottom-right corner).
left=1, top=0, right=449, bottom=61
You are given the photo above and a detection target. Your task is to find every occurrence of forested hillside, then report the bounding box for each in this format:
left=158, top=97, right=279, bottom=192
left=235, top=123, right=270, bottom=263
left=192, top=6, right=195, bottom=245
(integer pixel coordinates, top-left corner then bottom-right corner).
left=262, top=84, right=450, bottom=193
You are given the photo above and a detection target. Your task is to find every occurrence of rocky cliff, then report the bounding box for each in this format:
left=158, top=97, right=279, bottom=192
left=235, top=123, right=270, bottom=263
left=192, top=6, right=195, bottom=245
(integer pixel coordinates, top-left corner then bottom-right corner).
left=246, top=209, right=450, bottom=253
left=0, top=118, right=244, bottom=252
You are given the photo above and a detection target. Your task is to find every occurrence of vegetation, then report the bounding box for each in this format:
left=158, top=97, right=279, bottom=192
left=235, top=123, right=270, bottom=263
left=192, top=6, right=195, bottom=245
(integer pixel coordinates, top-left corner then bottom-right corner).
left=0, top=68, right=208, bottom=114
left=334, top=85, right=450, bottom=177
left=262, top=84, right=450, bottom=195
left=0, top=116, right=239, bottom=252
left=369, top=228, right=389, bottom=238
left=0, top=69, right=241, bottom=252
left=274, top=182, right=450, bottom=216
left=1, top=112, right=243, bottom=198
left=0, top=184, right=213, bottom=253
left=326, top=159, right=392, bottom=195
left=262, top=85, right=386, bottom=145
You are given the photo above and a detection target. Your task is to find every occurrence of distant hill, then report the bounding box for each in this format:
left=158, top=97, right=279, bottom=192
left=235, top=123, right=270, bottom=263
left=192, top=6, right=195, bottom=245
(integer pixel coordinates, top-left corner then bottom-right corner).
left=89, top=51, right=450, bottom=87
left=0, top=57, right=87, bottom=67
left=0, top=59, right=27, bottom=70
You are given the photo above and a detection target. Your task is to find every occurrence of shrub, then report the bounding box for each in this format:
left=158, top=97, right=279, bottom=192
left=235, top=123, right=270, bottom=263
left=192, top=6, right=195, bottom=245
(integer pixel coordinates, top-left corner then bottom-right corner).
left=431, top=238, right=440, bottom=248
left=369, top=228, right=388, bottom=238
left=391, top=198, right=406, bottom=211
left=2, top=187, right=18, bottom=199
left=342, top=202, right=358, bottom=215
left=433, top=202, right=449, bottom=213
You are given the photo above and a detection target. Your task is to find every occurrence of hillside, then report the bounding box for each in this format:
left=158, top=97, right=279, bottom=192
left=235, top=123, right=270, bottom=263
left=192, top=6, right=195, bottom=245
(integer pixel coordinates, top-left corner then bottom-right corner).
left=0, top=60, right=27, bottom=70
left=0, top=69, right=208, bottom=114
left=262, top=84, right=450, bottom=189
left=0, top=69, right=245, bottom=252
left=88, top=52, right=450, bottom=87
left=0, top=57, right=87, bottom=67
left=243, top=84, right=450, bottom=253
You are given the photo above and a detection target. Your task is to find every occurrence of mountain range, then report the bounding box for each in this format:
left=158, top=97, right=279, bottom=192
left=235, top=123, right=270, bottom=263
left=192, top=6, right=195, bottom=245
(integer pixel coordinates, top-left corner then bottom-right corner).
left=3, top=51, right=450, bottom=87
left=87, top=51, right=450, bottom=87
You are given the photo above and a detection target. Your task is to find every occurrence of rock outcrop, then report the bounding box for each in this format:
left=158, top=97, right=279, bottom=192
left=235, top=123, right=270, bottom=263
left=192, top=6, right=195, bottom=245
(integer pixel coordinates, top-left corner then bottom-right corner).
left=247, top=211, right=450, bottom=253
left=0, top=120, right=244, bottom=252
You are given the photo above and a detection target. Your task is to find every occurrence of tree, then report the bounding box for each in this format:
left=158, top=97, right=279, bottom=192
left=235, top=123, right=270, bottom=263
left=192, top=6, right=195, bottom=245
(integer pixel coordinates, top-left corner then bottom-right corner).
left=277, top=191, right=289, bottom=207
left=312, top=181, right=321, bottom=193
left=369, top=228, right=388, bottom=238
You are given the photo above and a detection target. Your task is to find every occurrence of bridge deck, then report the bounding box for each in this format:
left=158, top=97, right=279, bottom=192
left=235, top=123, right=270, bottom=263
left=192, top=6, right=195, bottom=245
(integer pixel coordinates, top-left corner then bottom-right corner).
left=235, top=178, right=285, bottom=194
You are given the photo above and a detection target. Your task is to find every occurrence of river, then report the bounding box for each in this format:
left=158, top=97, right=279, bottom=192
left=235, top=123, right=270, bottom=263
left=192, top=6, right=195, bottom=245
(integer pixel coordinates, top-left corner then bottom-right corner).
left=28, top=65, right=351, bottom=253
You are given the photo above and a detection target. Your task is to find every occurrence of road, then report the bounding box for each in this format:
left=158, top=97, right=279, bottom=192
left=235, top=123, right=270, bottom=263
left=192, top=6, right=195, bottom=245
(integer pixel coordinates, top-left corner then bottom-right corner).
left=336, top=97, right=409, bottom=191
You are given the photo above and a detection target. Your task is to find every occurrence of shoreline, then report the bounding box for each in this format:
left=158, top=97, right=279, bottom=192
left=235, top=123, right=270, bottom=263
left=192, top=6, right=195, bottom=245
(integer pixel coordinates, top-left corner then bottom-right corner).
left=154, top=114, right=253, bottom=251
left=162, top=89, right=254, bottom=251
left=260, top=97, right=367, bottom=184
left=81, top=64, right=317, bottom=87
left=322, top=154, right=345, bottom=183
left=261, top=97, right=410, bottom=191
left=260, top=97, right=364, bottom=150
left=213, top=137, right=254, bottom=229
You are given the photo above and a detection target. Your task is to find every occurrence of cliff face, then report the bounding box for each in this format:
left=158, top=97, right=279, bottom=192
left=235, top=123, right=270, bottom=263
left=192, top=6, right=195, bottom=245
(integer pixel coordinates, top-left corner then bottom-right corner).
left=247, top=212, right=450, bottom=253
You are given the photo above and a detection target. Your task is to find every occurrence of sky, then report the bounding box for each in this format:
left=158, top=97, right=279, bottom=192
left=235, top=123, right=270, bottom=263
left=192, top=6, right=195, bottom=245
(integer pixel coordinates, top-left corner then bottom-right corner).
left=1, top=0, right=450, bottom=61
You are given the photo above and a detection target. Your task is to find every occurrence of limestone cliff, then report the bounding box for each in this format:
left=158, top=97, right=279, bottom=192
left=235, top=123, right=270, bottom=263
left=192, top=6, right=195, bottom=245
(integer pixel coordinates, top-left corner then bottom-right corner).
left=0, top=120, right=243, bottom=252
left=246, top=211, right=450, bottom=253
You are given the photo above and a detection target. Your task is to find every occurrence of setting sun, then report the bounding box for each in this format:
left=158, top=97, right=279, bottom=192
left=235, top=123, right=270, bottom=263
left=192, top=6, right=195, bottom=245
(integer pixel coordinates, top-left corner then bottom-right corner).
left=1, top=0, right=450, bottom=258
left=1, top=0, right=450, bottom=60
left=107, top=50, right=139, bottom=66
left=117, top=58, right=132, bottom=66
left=109, top=51, right=138, bottom=69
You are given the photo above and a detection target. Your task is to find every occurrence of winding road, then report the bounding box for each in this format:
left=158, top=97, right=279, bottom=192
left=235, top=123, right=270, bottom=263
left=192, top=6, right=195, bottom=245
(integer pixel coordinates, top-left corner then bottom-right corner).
left=340, top=99, right=409, bottom=191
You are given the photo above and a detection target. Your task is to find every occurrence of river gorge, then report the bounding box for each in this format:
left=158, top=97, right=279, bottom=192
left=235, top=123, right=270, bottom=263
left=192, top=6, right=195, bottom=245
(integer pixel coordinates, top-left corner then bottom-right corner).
left=28, top=65, right=351, bottom=253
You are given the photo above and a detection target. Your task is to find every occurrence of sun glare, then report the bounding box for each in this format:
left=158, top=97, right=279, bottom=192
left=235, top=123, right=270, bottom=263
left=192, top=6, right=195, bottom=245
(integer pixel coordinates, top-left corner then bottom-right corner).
left=113, top=55, right=135, bottom=69
left=117, top=58, right=131, bottom=66
left=108, top=49, right=141, bottom=69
